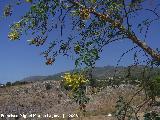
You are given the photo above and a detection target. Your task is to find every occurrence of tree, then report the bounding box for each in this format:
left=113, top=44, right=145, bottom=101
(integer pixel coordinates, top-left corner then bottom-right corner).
left=6, top=82, right=12, bottom=86
left=2, top=0, right=159, bottom=66
left=1, top=0, right=160, bottom=119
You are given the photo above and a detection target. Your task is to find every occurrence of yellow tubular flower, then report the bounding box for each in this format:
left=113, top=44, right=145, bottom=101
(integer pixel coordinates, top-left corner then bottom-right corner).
left=8, top=30, right=20, bottom=40
left=80, top=8, right=90, bottom=20
left=61, top=72, right=88, bottom=91
left=14, top=22, right=21, bottom=29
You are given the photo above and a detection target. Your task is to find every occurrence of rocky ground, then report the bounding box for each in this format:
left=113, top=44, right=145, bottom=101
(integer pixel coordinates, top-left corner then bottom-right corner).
left=0, top=80, right=159, bottom=120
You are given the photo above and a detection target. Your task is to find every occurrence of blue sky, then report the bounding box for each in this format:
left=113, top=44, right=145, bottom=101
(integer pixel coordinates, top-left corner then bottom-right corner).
left=0, top=1, right=159, bottom=83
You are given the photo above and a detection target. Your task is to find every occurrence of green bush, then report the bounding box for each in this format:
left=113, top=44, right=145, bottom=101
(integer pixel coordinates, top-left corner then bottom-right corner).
left=12, top=81, right=28, bottom=86
left=146, top=76, right=160, bottom=99
left=6, top=82, right=12, bottom=86
left=144, top=111, right=160, bottom=120
left=45, top=83, right=52, bottom=90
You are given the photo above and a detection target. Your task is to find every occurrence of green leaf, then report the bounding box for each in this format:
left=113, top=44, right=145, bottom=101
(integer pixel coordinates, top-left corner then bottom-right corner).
left=86, top=41, right=93, bottom=47
left=90, top=0, right=96, bottom=3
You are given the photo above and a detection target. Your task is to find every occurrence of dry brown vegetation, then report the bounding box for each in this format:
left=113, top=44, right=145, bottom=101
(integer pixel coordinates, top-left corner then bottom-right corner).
left=0, top=80, right=159, bottom=120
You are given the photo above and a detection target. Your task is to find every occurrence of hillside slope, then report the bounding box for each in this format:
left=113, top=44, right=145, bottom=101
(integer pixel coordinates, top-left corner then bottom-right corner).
left=20, top=66, right=160, bottom=82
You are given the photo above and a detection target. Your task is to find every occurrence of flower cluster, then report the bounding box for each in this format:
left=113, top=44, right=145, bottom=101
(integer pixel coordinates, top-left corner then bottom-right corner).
left=13, top=22, right=21, bottom=29
left=28, top=38, right=45, bottom=46
left=80, top=8, right=90, bottom=20
left=8, top=30, right=20, bottom=40
left=45, top=58, right=55, bottom=65
left=61, top=72, right=88, bottom=91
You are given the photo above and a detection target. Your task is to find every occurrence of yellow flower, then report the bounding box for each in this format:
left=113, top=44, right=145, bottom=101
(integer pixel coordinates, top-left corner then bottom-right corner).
left=14, top=22, right=21, bottom=29
left=61, top=72, right=88, bottom=91
left=8, top=30, right=20, bottom=40
left=80, top=8, right=90, bottom=20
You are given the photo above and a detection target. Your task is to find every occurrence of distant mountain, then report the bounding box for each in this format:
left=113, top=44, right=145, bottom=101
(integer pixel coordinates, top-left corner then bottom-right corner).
left=21, top=76, right=47, bottom=82
left=20, top=66, right=160, bottom=82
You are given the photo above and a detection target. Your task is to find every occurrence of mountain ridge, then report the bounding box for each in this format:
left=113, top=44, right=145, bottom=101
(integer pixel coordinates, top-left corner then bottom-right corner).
left=19, top=65, right=160, bottom=83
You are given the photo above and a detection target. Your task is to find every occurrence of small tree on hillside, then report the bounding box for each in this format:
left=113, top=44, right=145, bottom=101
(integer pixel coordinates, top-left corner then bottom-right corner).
left=6, top=82, right=12, bottom=86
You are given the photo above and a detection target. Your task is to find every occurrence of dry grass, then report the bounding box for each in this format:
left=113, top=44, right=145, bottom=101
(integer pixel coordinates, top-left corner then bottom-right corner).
left=0, top=81, right=159, bottom=120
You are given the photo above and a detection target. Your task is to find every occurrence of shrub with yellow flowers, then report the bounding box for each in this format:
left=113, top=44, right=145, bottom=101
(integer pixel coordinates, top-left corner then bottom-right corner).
left=61, top=71, right=90, bottom=115
left=62, top=72, right=89, bottom=91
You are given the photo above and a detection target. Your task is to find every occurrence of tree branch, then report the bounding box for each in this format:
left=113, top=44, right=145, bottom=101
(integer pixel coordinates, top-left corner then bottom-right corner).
left=68, top=0, right=160, bottom=62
